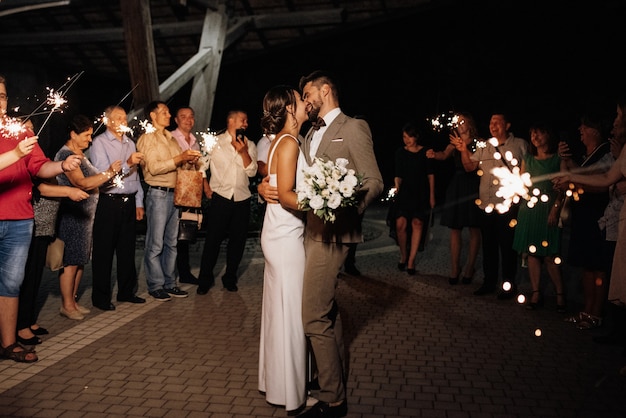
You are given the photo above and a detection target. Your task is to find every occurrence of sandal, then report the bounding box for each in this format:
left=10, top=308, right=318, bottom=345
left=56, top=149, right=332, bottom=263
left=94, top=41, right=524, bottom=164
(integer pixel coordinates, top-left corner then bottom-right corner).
left=1, top=342, right=38, bottom=363
left=577, top=313, right=602, bottom=330
left=564, top=311, right=585, bottom=324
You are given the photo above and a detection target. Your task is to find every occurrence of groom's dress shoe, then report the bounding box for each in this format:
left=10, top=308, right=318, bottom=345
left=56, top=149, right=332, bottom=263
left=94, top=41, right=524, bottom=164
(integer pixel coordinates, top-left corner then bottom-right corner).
left=297, top=400, right=347, bottom=417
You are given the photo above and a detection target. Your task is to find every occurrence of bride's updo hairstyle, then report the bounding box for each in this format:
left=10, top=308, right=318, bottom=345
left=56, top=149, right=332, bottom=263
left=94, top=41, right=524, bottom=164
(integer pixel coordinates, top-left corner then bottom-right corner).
left=260, top=85, right=298, bottom=135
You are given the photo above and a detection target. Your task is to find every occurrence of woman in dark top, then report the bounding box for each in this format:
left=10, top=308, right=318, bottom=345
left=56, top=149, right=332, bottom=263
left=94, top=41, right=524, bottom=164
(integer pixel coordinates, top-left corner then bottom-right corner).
left=427, top=112, right=482, bottom=284
left=393, top=122, right=435, bottom=275
left=557, top=113, right=612, bottom=328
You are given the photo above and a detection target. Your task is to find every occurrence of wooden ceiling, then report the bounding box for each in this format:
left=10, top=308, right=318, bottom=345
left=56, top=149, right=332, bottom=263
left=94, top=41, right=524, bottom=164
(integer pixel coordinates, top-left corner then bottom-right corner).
left=0, top=0, right=433, bottom=82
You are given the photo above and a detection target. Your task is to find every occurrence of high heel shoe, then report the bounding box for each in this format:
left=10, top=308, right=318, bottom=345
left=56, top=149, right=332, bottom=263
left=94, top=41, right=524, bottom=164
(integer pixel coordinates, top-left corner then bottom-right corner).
left=30, top=326, right=49, bottom=336
left=461, top=276, right=473, bottom=285
left=448, top=275, right=459, bottom=285
left=397, top=262, right=406, bottom=271
left=556, top=293, right=566, bottom=313
left=407, top=267, right=416, bottom=276
left=525, top=290, right=542, bottom=310
left=17, top=335, right=42, bottom=345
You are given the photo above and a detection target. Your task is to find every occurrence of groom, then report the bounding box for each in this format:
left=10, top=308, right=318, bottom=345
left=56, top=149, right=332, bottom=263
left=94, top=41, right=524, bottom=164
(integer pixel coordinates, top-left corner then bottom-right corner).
left=260, top=70, right=383, bottom=417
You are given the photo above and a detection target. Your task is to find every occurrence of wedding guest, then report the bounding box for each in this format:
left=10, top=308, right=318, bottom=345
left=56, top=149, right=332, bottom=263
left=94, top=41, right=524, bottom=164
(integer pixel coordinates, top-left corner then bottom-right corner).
left=511, top=122, right=566, bottom=312
left=556, top=112, right=612, bottom=328
left=0, top=74, right=81, bottom=362
left=426, top=111, right=481, bottom=284
left=393, top=121, right=435, bottom=275
left=196, top=110, right=257, bottom=294
left=576, top=96, right=626, bottom=349
left=17, top=118, right=89, bottom=344
left=90, top=105, right=145, bottom=311
left=457, top=111, right=528, bottom=298
left=136, top=101, right=202, bottom=301
left=55, top=114, right=122, bottom=320
left=170, top=106, right=208, bottom=285
left=258, top=85, right=310, bottom=414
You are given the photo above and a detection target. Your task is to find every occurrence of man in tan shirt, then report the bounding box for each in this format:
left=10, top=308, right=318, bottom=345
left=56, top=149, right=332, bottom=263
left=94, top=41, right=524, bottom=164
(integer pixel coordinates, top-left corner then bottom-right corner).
left=136, top=101, right=201, bottom=301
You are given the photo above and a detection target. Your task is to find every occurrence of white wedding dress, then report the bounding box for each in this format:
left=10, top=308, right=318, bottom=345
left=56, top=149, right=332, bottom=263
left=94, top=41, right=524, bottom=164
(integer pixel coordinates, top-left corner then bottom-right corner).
left=258, top=134, right=307, bottom=412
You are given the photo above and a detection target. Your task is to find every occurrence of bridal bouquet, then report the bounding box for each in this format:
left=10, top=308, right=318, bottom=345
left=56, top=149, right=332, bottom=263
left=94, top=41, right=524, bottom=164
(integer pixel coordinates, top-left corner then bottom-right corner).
left=296, top=157, right=362, bottom=223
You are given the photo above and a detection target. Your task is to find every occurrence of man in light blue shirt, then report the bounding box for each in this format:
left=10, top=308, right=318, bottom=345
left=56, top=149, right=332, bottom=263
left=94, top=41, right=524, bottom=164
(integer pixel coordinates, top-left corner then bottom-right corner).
left=90, top=105, right=146, bottom=310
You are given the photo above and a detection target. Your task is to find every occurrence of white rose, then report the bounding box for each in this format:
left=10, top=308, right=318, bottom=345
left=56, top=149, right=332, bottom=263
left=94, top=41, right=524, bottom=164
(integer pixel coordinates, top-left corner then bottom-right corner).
left=343, top=173, right=358, bottom=188
left=309, top=195, right=324, bottom=210
left=335, top=158, right=349, bottom=168
left=339, top=182, right=354, bottom=197
left=327, top=193, right=342, bottom=209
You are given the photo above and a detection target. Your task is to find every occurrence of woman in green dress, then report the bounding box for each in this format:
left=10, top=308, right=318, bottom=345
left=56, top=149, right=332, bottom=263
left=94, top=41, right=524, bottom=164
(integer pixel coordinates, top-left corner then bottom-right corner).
left=512, top=122, right=567, bottom=311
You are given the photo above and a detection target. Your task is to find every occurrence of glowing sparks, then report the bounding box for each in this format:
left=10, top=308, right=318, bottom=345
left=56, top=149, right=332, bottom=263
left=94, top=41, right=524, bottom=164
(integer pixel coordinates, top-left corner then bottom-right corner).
left=0, top=116, right=27, bottom=139
left=117, top=124, right=133, bottom=136
left=199, top=130, right=219, bottom=155
left=428, top=111, right=462, bottom=132
left=139, top=119, right=156, bottom=134
left=46, top=88, right=68, bottom=110
left=112, top=173, right=125, bottom=189
left=492, top=165, right=531, bottom=213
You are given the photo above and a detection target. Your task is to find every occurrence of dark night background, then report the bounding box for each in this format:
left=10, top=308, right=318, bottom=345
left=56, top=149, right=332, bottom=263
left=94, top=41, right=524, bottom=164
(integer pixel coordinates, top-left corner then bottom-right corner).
left=3, top=0, right=624, bottom=195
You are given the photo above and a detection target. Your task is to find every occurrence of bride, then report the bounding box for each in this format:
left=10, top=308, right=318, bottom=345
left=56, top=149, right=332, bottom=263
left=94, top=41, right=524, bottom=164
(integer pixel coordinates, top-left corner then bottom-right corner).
left=258, top=85, right=310, bottom=414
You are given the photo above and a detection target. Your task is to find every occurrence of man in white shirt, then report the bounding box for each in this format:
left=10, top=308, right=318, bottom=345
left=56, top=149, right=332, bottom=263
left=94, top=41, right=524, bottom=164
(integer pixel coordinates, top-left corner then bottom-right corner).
left=196, top=110, right=257, bottom=294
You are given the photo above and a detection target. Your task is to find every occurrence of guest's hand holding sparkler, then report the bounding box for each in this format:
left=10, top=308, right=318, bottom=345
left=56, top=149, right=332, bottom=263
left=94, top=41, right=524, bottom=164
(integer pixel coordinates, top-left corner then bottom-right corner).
left=0, top=136, right=38, bottom=171
left=61, top=154, right=82, bottom=173
left=107, top=160, right=122, bottom=176
left=176, top=149, right=202, bottom=167
left=16, top=136, right=38, bottom=158
left=127, top=151, right=144, bottom=166
left=551, top=173, right=572, bottom=193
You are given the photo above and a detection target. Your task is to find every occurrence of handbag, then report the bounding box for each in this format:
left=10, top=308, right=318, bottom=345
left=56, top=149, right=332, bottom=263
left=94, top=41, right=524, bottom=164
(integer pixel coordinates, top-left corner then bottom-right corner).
left=174, top=163, right=203, bottom=208
left=177, top=209, right=203, bottom=242
left=45, top=237, right=64, bottom=271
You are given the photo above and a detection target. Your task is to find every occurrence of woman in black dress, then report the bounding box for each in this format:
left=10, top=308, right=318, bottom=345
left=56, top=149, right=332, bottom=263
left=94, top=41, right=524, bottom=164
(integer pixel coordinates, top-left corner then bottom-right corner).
left=393, top=122, right=435, bottom=275
left=426, top=112, right=482, bottom=284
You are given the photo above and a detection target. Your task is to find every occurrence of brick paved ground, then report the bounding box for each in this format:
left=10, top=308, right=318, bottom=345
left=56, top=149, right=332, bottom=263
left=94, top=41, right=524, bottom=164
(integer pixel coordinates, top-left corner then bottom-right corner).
left=1, top=203, right=625, bottom=417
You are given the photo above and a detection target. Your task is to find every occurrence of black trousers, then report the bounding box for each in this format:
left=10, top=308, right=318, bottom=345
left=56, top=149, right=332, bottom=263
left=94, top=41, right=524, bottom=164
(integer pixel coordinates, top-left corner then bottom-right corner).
left=17, top=235, right=50, bottom=330
left=91, top=194, right=138, bottom=305
left=479, top=206, right=518, bottom=289
left=176, top=240, right=192, bottom=277
left=198, top=193, right=250, bottom=289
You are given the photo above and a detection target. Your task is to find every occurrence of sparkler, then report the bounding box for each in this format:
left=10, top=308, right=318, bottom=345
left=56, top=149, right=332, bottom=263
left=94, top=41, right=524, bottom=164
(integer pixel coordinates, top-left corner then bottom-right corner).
left=93, top=83, right=139, bottom=134
left=198, top=130, right=218, bottom=155
left=25, top=71, right=84, bottom=136
left=0, top=116, right=27, bottom=139
left=427, top=111, right=461, bottom=132
left=35, top=88, right=68, bottom=136
left=139, top=119, right=156, bottom=134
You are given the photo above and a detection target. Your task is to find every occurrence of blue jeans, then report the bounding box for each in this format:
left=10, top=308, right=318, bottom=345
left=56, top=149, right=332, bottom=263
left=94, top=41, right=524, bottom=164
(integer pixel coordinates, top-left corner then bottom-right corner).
left=0, top=219, right=33, bottom=297
left=144, top=188, right=178, bottom=292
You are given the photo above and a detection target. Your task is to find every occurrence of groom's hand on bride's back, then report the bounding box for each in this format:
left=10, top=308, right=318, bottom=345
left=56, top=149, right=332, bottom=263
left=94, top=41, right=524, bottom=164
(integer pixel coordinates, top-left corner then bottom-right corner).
left=257, top=176, right=279, bottom=204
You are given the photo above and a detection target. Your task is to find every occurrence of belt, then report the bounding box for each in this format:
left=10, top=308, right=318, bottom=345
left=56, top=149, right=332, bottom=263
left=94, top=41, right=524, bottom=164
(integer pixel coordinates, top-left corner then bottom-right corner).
left=149, top=185, right=174, bottom=193
left=103, top=193, right=136, bottom=199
